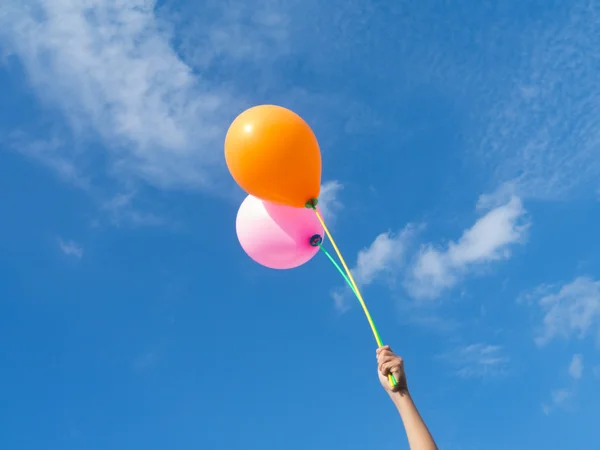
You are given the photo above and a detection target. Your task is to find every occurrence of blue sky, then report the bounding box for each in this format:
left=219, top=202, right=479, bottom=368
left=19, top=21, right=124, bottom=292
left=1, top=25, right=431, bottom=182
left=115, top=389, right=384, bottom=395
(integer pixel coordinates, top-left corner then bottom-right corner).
left=1, top=0, right=600, bottom=449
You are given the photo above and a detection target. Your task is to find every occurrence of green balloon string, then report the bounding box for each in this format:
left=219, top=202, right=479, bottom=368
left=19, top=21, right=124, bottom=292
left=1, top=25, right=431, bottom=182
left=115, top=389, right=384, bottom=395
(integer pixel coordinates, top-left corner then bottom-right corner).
left=318, top=244, right=358, bottom=296
left=315, top=237, right=399, bottom=388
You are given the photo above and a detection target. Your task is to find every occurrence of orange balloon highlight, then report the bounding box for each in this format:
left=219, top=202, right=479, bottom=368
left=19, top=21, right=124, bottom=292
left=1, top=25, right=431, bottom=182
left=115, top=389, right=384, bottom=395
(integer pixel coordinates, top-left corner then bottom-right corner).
left=225, top=105, right=322, bottom=208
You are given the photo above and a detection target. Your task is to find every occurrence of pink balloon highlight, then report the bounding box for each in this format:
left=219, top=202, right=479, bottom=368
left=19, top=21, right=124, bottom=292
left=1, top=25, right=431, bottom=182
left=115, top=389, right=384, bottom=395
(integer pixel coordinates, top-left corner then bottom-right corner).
left=236, top=195, right=325, bottom=269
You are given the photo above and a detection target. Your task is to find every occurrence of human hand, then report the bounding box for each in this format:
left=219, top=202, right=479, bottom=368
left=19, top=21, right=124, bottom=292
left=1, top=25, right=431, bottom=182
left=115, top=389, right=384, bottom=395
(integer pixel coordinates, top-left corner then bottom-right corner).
left=377, top=346, right=408, bottom=394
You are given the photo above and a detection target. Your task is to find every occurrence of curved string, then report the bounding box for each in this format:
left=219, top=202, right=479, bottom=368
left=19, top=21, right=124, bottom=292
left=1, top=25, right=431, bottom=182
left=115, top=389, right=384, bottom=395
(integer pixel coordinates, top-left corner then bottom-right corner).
left=317, top=244, right=357, bottom=296
left=312, top=207, right=397, bottom=387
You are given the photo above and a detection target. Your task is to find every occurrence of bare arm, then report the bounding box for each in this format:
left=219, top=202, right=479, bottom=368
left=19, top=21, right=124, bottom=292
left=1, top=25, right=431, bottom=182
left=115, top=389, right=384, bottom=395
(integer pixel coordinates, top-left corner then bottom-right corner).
left=377, top=346, right=438, bottom=450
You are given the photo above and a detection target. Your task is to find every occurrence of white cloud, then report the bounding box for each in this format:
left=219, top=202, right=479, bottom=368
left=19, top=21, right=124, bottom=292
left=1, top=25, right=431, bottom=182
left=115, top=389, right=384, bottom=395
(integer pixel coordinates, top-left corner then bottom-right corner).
left=406, top=197, right=528, bottom=299
left=0, top=0, right=288, bottom=190
left=551, top=389, right=571, bottom=405
left=331, top=225, right=416, bottom=312
left=354, top=228, right=415, bottom=286
left=568, top=354, right=584, bottom=380
left=5, top=133, right=92, bottom=189
left=58, top=238, right=83, bottom=259
left=542, top=355, right=585, bottom=416
left=101, top=191, right=165, bottom=228
left=479, top=3, right=600, bottom=201
left=335, top=196, right=527, bottom=306
left=172, top=1, right=290, bottom=69
left=352, top=227, right=412, bottom=286
left=542, top=388, right=572, bottom=416
left=331, top=291, right=350, bottom=314
left=530, top=277, right=600, bottom=347
left=476, top=181, right=519, bottom=211
left=440, top=344, right=509, bottom=379
left=318, top=181, right=343, bottom=225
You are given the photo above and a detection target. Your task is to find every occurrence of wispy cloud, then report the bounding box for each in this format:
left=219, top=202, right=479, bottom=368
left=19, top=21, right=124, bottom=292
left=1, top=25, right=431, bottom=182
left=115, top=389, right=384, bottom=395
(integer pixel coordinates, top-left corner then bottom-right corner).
left=354, top=227, right=416, bottom=287
left=568, top=354, right=584, bottom=380
left=528, top=277, right=600, bottom=347
left=525, top=278, right=599, bottom=415
left=331, top=291, right=351, bottom=314
left=331, top=225, right=416, bottom=312
left=4, top=133, right=92, bottom=189
left=172, top=1, right=291, bottom=69
left=542, top=354, right=585, bottom=415
left=440, top=344, right=509, bottom=379
left=58, top=238, right=83, bottom=259
left=479, top=3, right=600, bottom=201
left=318, top=180, right=344, bottom=226
left=406, top=197, right=529, bottom=299
left=0, top=0, right=289, bottom=190
left=101, top=191, right=165, bottom=228
left=542, top=388, right=572, bottom=416
left=333, top=195, right=528, bottom=309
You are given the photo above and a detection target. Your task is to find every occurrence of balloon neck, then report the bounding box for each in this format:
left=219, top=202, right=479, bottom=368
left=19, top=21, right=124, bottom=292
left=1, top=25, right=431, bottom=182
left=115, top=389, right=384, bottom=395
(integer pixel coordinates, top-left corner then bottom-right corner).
left=305, top=198, right=318, bottom=209
left=309, top=234, right=323, bottom=247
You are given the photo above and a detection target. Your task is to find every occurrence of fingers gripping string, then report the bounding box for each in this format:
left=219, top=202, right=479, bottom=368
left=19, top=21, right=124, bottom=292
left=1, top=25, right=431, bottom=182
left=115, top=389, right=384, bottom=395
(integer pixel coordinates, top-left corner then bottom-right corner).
left=307, top=200, right=397, bottom=387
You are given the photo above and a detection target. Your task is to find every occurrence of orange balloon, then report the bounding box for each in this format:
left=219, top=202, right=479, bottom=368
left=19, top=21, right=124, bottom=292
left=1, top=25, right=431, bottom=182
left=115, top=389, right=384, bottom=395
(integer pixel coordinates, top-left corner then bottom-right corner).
left=225, top=105, right=322, bottom=208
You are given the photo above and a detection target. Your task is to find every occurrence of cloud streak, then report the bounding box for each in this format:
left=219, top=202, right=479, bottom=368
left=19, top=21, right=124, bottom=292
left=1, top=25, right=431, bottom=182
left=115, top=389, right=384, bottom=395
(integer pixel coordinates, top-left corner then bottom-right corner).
left=529, top=277, right=600, bottom=347
left=542, top=354, right=585, bottom=415
left=568, top=354, right=583, bottom=380
left=101, top=191, right=165, bottom=228
left=479, top=3, right=600, bottom=201
left=58, top=238, right=83, bottom=259
left=440, top=344, right=509, bottom=379
left=542, top=388, right=572, bottom=416
left=353, top=227, right=416, bottom=287
left=331, top=225, right=416, bottom=312
left=318, top=180, right=344, bottom=226
left=406, top=197, right=528, bottom=299
left=0, top=0, right=289, bottom=191
left=331, top=196, right=528, bottom=309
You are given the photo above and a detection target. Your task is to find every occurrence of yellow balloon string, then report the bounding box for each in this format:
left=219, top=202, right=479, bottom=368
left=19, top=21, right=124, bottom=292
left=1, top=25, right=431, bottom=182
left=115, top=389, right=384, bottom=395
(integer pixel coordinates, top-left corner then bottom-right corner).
left=311, top=207, right=397, bottom=387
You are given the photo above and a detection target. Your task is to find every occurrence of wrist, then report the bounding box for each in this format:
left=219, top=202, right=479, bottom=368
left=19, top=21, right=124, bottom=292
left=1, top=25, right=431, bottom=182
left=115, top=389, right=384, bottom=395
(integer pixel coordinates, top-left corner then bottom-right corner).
left=389, top=388, right=412, bottom=409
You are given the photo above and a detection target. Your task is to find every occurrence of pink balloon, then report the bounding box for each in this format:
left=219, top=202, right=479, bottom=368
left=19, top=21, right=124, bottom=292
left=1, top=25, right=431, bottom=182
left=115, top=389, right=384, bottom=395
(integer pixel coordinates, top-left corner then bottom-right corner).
left=236, top=195, right=325, bottom=269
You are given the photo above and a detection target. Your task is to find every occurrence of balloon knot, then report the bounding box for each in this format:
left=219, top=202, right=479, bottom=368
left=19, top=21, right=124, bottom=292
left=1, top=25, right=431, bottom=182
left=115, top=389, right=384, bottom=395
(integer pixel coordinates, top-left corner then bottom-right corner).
left=309, top=234, right=323, bottom=247
left=305, top=198, right=318, bottom=209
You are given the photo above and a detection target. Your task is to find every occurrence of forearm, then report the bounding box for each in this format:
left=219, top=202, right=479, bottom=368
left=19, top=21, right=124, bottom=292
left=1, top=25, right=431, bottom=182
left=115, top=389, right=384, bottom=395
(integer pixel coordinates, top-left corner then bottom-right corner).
left=390, top=390, right=437, bottom=450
